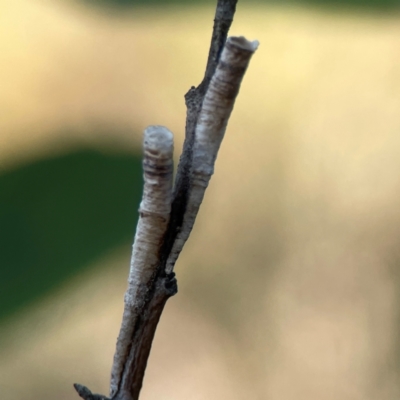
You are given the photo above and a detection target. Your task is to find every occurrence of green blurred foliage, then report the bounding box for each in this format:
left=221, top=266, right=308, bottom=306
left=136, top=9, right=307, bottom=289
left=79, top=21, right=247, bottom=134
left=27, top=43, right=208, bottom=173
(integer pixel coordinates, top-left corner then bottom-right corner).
left=0, top=148, right=142, bottom=322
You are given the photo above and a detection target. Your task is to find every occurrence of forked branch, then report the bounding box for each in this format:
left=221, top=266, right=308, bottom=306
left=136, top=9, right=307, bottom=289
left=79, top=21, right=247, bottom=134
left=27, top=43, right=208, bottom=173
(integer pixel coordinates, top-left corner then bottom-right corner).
left=74, top=1, right=258, bottom=399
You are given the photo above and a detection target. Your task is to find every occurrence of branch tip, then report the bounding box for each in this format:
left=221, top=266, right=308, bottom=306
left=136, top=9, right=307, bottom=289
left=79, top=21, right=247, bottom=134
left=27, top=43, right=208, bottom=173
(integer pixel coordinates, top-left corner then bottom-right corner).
left=73, top=383, right=110, bottom=400
left=228, top=36, right=259, bottom=52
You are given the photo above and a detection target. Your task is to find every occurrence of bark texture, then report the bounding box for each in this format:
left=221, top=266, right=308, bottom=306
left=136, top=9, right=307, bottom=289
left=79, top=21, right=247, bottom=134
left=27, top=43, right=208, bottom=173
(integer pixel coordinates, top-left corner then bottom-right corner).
left=74, top=2, right=259, bottom=399
left=157, top=0, right=238, bottom=273
left=110, top=126, right=175, bottom=399
left=165, top=36, right=258, bottom=273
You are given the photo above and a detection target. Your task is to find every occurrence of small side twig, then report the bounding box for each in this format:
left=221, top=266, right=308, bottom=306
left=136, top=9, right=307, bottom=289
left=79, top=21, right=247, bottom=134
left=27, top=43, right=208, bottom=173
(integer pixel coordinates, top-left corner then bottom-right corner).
left=74, top=1, right=258, bottom=399
left=74, top=383, right=110, bottom=400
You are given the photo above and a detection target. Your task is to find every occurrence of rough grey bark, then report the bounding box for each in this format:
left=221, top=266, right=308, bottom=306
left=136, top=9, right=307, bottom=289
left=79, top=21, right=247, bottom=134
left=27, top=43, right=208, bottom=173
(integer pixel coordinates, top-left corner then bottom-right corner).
left=74, top=1, right=258, bottom=399
left=165, top=36, right=258, bottom=274
left=110, top=126, right=174, bottom=399
left=157, top=0, right=238, bottom=273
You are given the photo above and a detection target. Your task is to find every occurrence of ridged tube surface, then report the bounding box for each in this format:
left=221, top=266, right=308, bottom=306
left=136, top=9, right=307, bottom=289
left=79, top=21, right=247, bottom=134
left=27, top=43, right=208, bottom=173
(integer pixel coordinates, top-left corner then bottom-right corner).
left=110, top=125, right=174, bottom=398
left=166, top=36, right=259, bottom=273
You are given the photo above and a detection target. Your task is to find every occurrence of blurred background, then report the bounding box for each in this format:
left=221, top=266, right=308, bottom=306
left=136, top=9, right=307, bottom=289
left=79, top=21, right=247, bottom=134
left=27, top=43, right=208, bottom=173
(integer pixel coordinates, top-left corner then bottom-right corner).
left=1, top=0, right=400, bottom=399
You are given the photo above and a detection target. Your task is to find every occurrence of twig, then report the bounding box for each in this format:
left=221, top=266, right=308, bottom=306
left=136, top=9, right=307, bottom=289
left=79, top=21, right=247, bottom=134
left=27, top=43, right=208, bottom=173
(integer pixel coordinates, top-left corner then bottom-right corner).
left=110, top=126, right=175, bottom=399
left=74, top=383, right=110, bottom=400
left=165, top=36, right=258, bottom=274
left=158, top=0, right=238, bottom=272
left=74, top=1, right=258, bottom=399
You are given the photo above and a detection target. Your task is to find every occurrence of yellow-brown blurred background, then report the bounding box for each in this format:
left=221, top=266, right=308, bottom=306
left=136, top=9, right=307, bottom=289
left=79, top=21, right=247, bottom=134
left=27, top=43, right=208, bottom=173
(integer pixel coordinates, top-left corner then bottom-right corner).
left=1, top=0, right=400, bottom=399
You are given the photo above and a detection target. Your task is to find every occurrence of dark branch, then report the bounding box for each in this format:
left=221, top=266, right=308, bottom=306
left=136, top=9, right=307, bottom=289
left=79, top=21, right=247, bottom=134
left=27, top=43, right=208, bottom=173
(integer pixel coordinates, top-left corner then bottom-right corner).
left=115, top=3, right=238, bottom=397
left=74, top=1, right=238, bottom=399
left=201, top=0, right=238, bottom=93
left=158, top=0, right=238, bottom=272
left=113, top=273, right=177, bottom=400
